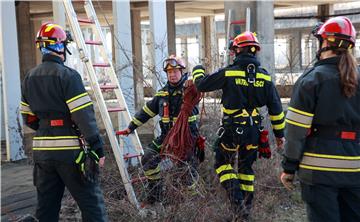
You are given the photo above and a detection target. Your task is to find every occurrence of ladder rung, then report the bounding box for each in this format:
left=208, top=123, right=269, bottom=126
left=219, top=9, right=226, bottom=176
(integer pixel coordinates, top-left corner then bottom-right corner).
left=131, top=176, right=147, bottom=184
left=123, top=153, right=142, bottom=160
left=107, top=107, right=126, bottom=112
left=93, top=63, right=111, bottom=68
left=77, top=18, right=95, bottom=24
left=85, top=40, right=103, bottom=45
left=231, top=19, right=246, bottom=25
left=100, top=84, right=118, bottom=90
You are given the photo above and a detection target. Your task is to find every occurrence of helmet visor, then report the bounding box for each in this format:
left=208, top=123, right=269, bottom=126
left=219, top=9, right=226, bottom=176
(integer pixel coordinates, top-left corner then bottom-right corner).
left=163, top=58, right=184, bottom=71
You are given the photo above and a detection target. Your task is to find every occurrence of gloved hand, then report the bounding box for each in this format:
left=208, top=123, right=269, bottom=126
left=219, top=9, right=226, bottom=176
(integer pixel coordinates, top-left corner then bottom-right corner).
left=116, top=128, right=132, bottom=136
left=75, top=149, right=101, bottom=183
left=280, top=172, right=295, bottom=191
left=258, top=130, right=271, bottom=159
left=196, top=136, right=206, bottom=162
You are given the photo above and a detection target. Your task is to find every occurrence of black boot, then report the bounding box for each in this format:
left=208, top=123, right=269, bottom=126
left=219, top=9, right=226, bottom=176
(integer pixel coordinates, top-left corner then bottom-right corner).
left=146, top=180, right=163, bottom=204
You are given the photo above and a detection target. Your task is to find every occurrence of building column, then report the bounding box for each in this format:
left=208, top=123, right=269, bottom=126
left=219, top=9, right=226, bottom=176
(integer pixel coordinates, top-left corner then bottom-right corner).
left=224, top=1, right=275, bottom=75
left=289, top=30, right=302, bottom=72
left=200, top=16, right=217, bottom=73
left=149, top=0, right=168, bottom=90
left=52, top=0, right=66, bottom=27
left=257, top=0, right=275, bottom=75
left=16, top=1, right=36, bottom=81
left=131, top=9, right=144, bottom=110
left=180, top=37, right=188, bottom=68
left=166, top=1, right=176, bottom=55
left=318, top=4, right=334, bottom=22
left=113, top=0, right=135, bottom=115
left=0, top=1, right=25, bottom=161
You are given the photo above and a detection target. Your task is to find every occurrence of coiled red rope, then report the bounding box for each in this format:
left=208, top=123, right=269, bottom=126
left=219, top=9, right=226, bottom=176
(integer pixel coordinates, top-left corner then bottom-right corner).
left=161, top=82, right=202, bottom=162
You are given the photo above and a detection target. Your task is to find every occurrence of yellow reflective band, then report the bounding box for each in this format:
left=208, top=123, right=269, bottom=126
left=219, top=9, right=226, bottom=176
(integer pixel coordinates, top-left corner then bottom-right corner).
left=33, top=146, right=81, bottom=150
left=256, top=73, right=271, bottom=81
left=192, top=69, right=205, bottom=75
left=132, top=117, right=143, bottom=126
left=303, top=152, right=360, bottom=160
left=152, top=140, right=161, bottom=149
left=238, top=174, right=255, bottom=181
left=299, top=164, right=360, bottom=172
left=219, top=173, right=238, bottom=183
left=33, top=136, right=79, bottom=140
left=143, top=105, right=156, bottom=117
left=288, top=107, right=314, bottom=117
left=193, top=73, right=205, bottom=82
left=147, top=174, right=161, bottom=180
left=66, top=92, right=88, bottom=104
left=144, top=165, right=161, bottom=176
left=270, top=112, right=284, bottom=121
left=272, top=121, right=285, bottom=130
left=188, top=115, right=197, bottom=122
left=251, top=109, right=259, bottom=116
left=216, top=164, right=233, bottom=174
left=68, top=95, right=92, bottom=111
left=44, top=24, right=63, bottom=33
left=70, top=102, right=93, bottom=113
left=162, top=117, right=170, bottom=123
left=225, top=70, right=246, bottom=77
left=246, top=144, right=258, bottom=150
left=75, top=151, right=84, bottom=163
left=20, top=101, right=29, bottom=106
left=234, top=109, right=251, bottom=118
left=221, top=143, right=240, bottom=152
left=20, top=111, right=35, bottom=116
left=240, top=184, right=254, bottom=192
left=223, top=107, right=240, bottom=115
left=285, top=119, right=311, bottom=128
left=286, top=109, right=313, bottom=126
left=155, top=91, right=169, bottom=97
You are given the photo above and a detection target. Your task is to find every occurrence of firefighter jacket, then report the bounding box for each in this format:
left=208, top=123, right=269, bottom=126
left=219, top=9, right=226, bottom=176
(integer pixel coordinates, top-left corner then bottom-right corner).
left=193, top=53, right=285, bottom=139
left=127, top=75, right=200, bottom=150
left=282, top=56, right=360, bottom=187
left=20, top=54, right=104, bottom=163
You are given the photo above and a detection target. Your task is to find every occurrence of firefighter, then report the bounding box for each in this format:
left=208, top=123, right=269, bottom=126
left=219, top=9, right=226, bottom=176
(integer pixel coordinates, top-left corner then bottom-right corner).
left=120, top=55, right=203, bottom=204
left=20, top=23, right=107, bottom=221
left=281, top=16, right=360, bottom=222
left=192, top=31, right=285, bottom=219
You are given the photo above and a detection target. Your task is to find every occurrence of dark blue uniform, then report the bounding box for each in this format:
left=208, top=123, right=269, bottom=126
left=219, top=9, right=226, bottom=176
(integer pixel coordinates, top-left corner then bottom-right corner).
left=20, top=54, right=107, bottom=222
left=127, top=75, right=200, bottom=203
left=282, top=56, right=360, bottom=222
left=193, top=54, right=285, bottom=215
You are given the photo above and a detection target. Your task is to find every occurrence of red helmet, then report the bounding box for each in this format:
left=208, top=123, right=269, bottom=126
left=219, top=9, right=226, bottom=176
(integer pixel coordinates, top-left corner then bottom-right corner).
left=36, top=22, right=67, bottom=46
left=163, top=55, right=186, bottom=71
left=315, top=16, right=356, bottom=49
left=232, top=31, right=260, bottom=51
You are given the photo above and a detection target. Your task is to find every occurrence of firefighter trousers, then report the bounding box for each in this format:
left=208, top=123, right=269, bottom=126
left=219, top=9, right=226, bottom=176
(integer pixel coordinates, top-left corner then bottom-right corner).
left=33, top=161, right=108, bottom=222
left=214, top=138, right=257, bottom=213
left=141, top=142, right=199, bottom=203
left=301, top=183, right=360, bottom=222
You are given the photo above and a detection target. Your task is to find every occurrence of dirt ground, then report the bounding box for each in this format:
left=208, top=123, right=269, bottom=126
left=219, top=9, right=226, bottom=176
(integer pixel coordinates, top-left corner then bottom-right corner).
left=1, top=100, right=307, bottom=221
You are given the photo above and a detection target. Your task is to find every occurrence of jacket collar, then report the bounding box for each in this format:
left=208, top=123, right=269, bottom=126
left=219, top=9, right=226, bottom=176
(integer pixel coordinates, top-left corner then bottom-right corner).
left=314, top=56, right=340, bottom=67
left=42, top=54, right=64, bottom=65
left=233, top=53, right=261, bottom=68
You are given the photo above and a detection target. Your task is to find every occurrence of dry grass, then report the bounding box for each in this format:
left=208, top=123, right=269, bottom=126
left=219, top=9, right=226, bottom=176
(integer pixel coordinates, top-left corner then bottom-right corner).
left=57, top=100, right=306, bottom=222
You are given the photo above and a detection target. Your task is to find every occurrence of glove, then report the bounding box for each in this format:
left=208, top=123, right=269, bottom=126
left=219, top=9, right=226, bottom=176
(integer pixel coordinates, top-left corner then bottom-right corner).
left=75, top=149, right=100, bottom=183
left=280, top=172, right=295, bottom=191
left=258, top=130, right=271, bottom=159
left=192, top=65, right=205, bottom=80
left=116, top=128, right=132, bottom=136
left=196, top=136, right=206, bottom=162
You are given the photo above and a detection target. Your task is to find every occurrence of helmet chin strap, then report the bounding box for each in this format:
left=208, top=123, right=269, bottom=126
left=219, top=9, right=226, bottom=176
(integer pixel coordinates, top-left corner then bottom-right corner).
left=41, top=42, right=72, bottom=62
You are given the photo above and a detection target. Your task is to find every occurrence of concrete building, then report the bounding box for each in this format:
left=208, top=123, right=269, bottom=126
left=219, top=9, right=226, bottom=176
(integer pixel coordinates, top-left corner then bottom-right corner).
left=1, top=0, right=359, bottom=161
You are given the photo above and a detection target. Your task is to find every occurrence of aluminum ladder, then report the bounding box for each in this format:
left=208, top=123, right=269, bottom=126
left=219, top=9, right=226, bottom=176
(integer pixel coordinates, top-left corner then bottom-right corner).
left=62, top=0, right=144, bottom=209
